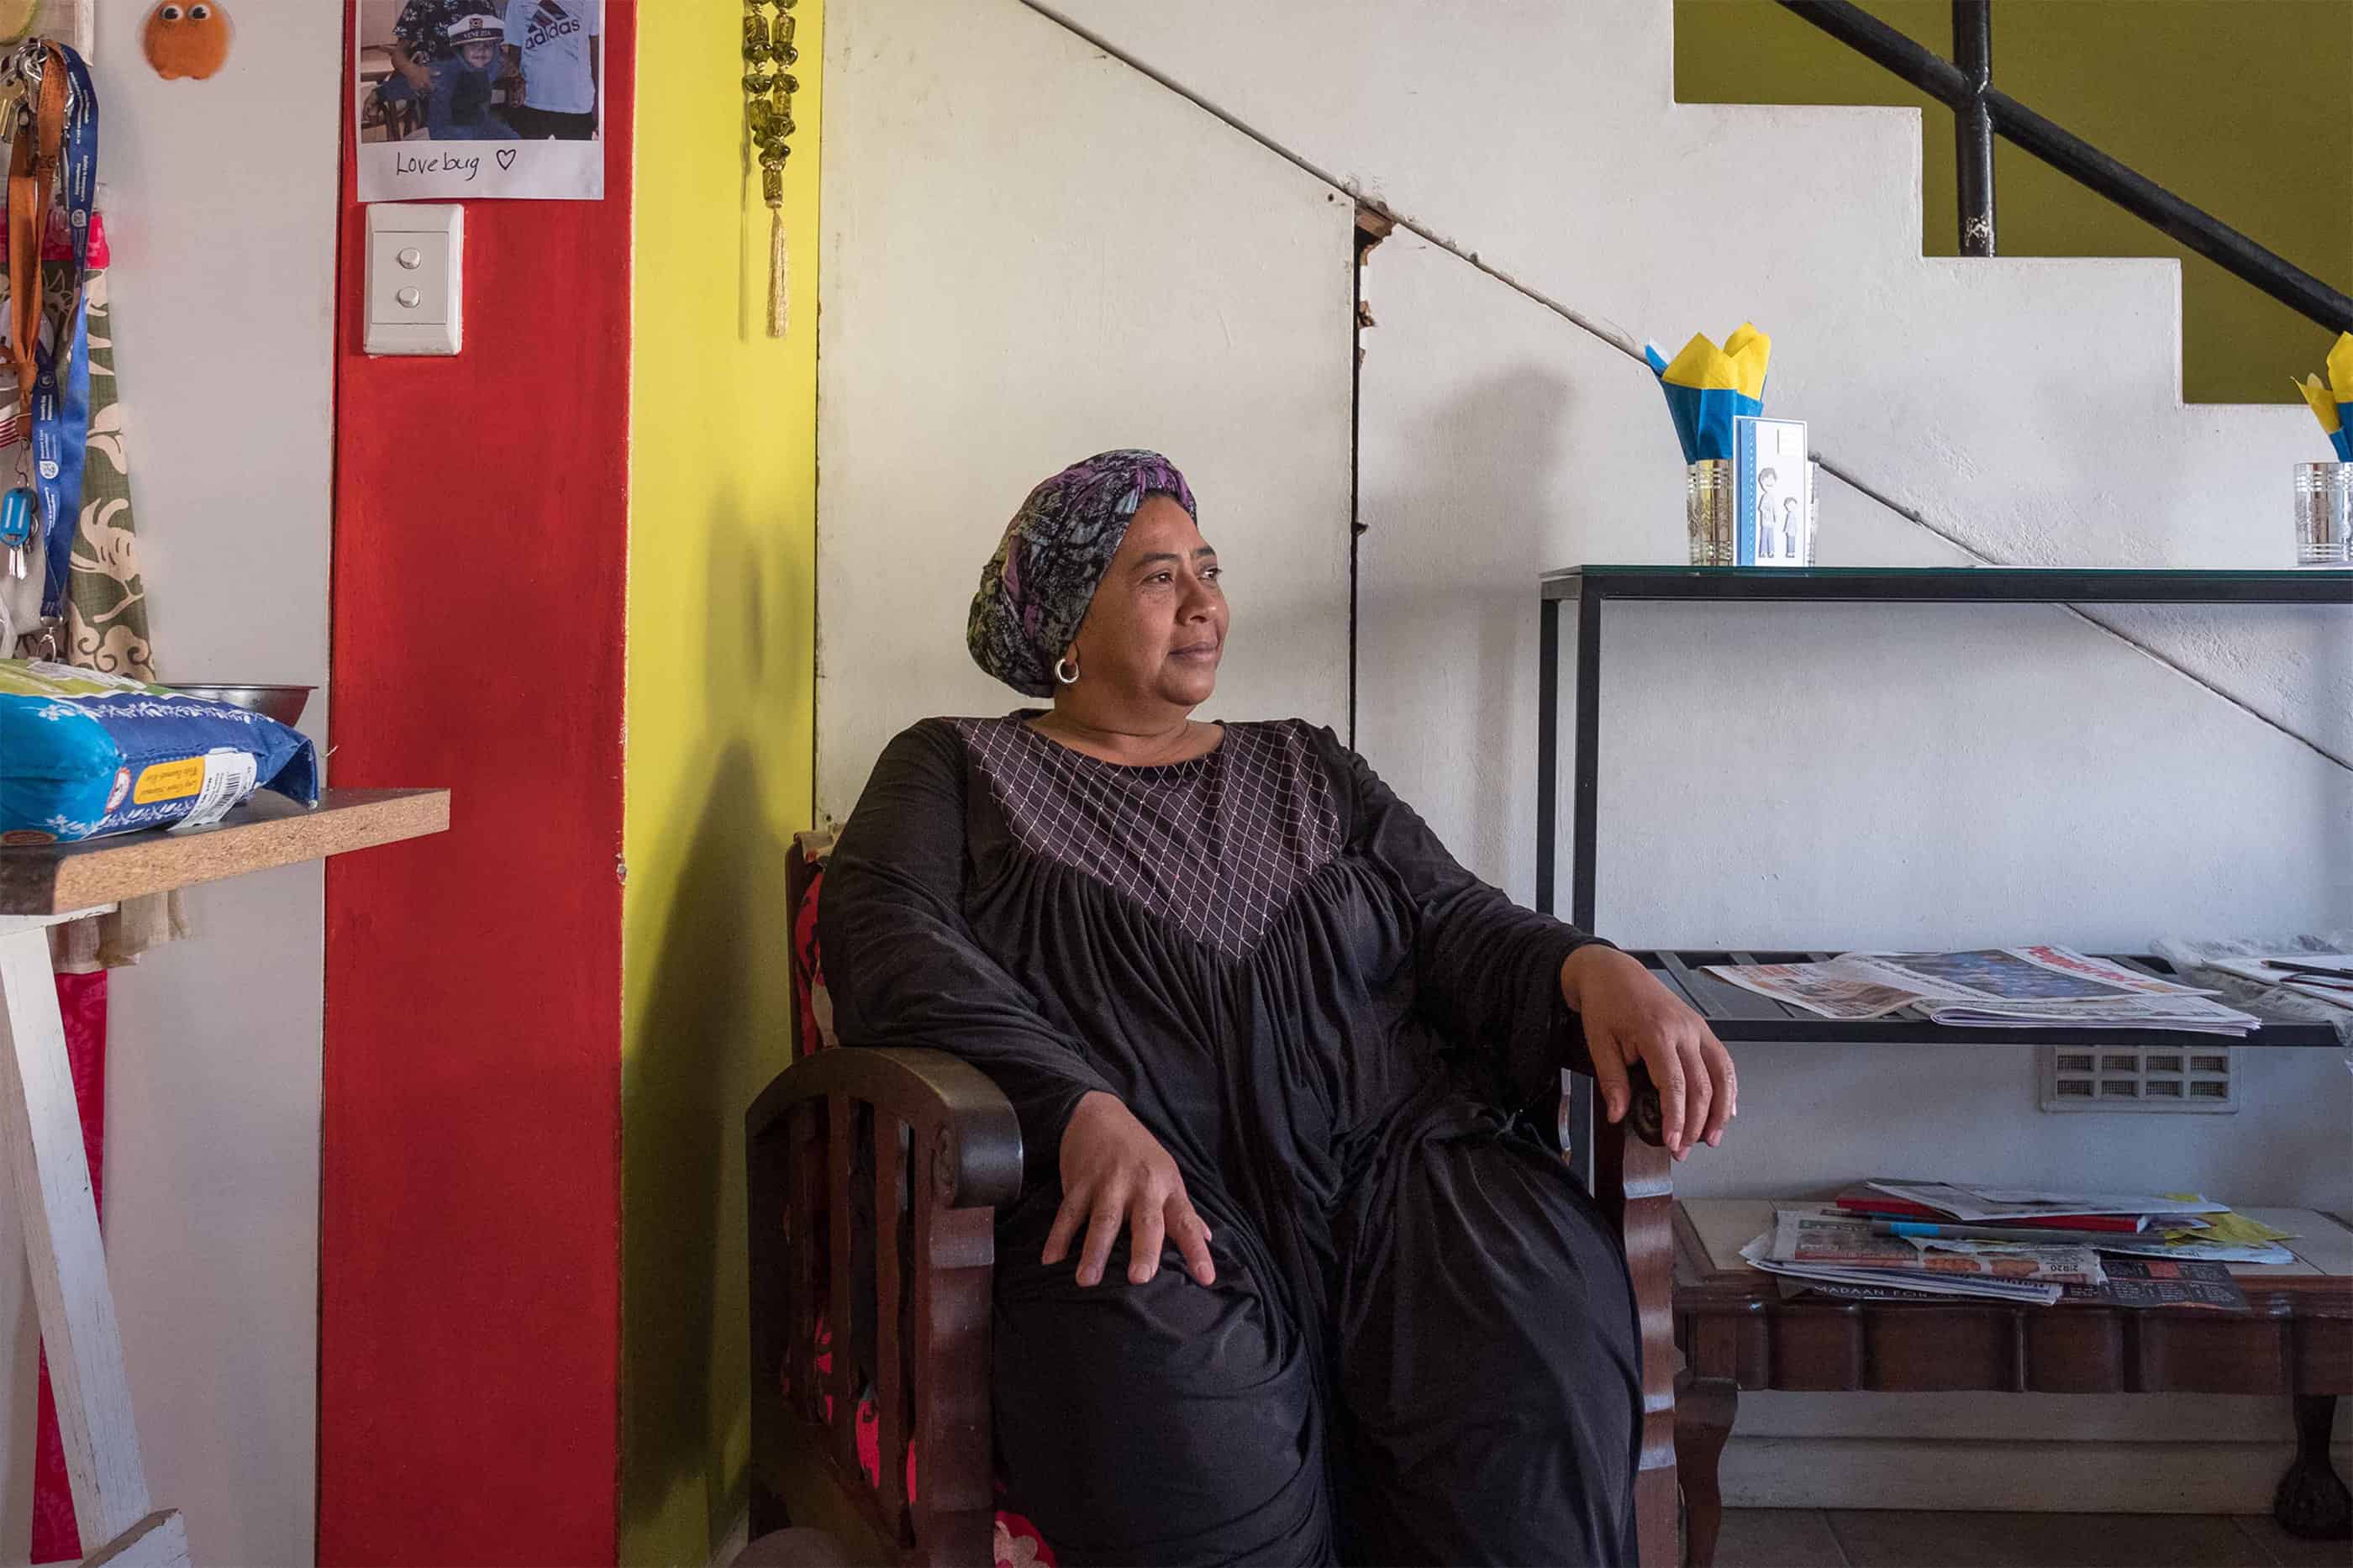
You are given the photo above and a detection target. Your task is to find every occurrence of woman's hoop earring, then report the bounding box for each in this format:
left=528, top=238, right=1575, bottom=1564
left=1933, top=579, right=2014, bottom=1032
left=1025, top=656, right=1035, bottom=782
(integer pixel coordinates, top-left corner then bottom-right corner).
left=1054, top=656, right=1081, bottom=686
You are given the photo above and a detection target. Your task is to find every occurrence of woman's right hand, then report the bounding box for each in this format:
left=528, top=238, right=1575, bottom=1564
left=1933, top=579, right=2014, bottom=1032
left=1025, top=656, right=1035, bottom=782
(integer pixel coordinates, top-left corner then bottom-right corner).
left=1043, top=1092, right=1217, bottom=1288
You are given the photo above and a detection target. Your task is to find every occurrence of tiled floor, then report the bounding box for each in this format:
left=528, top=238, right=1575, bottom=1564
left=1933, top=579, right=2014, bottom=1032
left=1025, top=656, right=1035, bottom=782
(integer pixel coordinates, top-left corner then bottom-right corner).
left=1713, top=1509, right=2353, bottom=1568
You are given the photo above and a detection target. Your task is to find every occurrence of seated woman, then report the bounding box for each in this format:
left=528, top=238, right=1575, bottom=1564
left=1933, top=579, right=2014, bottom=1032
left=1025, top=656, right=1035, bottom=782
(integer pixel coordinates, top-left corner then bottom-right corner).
left=820, top=450, right=1737, bottom=1566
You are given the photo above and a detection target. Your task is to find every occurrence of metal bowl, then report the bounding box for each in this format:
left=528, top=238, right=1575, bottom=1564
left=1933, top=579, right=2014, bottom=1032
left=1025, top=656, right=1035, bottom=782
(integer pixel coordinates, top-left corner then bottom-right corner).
left=166, top=684, right=316, bottom=727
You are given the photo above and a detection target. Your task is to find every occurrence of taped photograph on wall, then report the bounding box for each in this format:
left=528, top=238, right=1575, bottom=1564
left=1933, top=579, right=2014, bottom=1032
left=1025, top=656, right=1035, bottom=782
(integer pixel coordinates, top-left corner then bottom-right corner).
left=354, top=0, right=603, bottom=202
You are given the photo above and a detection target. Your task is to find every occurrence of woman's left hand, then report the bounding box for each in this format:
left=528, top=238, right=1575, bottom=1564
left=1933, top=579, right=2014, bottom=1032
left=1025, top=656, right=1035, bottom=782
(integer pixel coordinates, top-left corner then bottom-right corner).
left=1561, top=945, right=1737, bottom=1160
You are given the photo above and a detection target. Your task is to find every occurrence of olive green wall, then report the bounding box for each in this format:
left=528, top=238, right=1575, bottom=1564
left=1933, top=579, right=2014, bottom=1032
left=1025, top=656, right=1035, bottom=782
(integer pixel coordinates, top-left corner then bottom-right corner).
left=1674, top=0, right=2353, bottom=404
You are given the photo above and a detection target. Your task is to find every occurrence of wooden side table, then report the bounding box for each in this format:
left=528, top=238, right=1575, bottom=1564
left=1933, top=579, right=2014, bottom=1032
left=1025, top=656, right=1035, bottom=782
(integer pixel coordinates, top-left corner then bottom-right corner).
left=0, top=790, right=449, bottom=1567
left=1672, top=1198, right=2353, bottom=1568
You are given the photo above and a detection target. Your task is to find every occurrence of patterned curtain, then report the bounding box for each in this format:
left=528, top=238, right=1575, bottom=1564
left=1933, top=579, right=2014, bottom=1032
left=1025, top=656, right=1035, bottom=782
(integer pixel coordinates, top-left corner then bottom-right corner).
left=61, top=268, right=154, bottom=680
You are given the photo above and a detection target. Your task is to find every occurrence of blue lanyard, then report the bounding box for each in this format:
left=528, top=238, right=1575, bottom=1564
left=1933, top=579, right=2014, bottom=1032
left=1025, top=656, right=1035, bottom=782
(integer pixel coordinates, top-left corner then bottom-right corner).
left=29, top=45, right=97, bottom=621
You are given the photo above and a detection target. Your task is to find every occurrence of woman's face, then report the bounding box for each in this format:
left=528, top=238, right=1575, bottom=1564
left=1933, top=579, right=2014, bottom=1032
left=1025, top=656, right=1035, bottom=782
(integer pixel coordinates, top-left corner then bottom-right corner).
left=1065, top=494, right=1227, bottom=713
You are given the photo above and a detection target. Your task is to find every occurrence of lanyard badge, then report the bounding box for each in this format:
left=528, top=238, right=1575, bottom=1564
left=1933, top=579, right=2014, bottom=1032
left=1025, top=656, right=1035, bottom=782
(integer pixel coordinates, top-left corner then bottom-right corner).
left=0, top=480, right=29, bottom=580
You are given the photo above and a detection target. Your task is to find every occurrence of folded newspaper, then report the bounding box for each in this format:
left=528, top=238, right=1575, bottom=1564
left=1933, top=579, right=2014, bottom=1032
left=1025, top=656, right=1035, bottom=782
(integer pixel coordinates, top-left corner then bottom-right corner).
left=2201, top=952, right=2353, bottom=1000
left=1850, top=1181, right=2296, bottom=1265
left=1861, top=1181, right=2224, bottom=1223
left=1740, top=1208, right=2103, bottom=1305
left=2154, top=934, right=2352, bottom=1051
left=1781, top=1259, right=2250, bottom=1311
left=2077, top=1209, right=2298, bottom=1265
left=2059, top=1258, right=2249, bottom=1312
left=1705, top=946, right=2263, bottom=1035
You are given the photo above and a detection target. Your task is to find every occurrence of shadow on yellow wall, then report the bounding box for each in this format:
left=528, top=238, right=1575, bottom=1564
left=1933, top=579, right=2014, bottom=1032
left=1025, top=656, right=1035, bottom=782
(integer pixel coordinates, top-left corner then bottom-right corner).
left=1674, top=0, right=2353, bottom=404
left=621, top=3, right=821, bottom=1562
left=624, top=519, right=806, bottom=1562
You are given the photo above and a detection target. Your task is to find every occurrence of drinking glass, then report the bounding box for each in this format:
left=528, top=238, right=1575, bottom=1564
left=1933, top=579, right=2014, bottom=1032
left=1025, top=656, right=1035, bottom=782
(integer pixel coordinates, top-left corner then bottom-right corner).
left=1687, top=460, right=1732, bottom=566
left=2293, top=463, right=2350, bottom=566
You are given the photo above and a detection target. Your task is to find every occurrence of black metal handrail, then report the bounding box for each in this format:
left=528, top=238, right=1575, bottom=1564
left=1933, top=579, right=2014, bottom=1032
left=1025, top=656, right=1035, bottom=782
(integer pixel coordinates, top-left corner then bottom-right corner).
left=1777, top=0, right=2353, bottom=335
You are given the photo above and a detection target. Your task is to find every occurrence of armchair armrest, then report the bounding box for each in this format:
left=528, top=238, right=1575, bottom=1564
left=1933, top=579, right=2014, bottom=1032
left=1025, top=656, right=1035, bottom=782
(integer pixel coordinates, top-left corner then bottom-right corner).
left=749, top=1044, right=1022, bottom=1210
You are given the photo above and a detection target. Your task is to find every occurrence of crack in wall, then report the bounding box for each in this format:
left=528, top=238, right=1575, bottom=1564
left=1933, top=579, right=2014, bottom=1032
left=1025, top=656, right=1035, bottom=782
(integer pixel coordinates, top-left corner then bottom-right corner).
left=1019, top=0, right=2349, bottom=776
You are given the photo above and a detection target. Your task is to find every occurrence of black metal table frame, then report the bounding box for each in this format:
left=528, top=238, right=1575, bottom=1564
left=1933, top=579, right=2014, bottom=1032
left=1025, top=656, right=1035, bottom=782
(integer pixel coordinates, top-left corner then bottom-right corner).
left=1534, top=567, right=2353, bottom=1165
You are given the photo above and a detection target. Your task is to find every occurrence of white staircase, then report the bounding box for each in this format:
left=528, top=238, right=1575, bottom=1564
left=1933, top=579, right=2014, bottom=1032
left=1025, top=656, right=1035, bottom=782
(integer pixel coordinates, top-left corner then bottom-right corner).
left=1040, top=0, right=2340, bottom=744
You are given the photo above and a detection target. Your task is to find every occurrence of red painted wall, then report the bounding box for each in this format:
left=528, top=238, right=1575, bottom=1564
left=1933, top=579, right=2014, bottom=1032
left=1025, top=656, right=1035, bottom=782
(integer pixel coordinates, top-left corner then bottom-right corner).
left=322, top=6, right=634, bottom=1561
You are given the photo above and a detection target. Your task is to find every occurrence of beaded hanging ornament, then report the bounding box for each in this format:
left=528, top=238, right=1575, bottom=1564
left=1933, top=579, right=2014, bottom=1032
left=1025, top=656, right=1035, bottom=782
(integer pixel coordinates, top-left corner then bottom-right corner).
left=744, top=0, right=799, bottom=338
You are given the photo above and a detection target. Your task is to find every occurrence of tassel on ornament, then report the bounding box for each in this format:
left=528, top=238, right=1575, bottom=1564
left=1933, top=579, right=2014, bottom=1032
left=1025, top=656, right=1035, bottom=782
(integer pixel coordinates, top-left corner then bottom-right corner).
left=745, top=0, right=799, bottom=340
left=769, top=203, right=789, bottom=339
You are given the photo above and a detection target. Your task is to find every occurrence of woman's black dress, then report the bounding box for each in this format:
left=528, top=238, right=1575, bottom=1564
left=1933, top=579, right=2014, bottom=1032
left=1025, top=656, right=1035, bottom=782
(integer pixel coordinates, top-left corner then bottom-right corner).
left=820, top=715, right=1641, bottom=1566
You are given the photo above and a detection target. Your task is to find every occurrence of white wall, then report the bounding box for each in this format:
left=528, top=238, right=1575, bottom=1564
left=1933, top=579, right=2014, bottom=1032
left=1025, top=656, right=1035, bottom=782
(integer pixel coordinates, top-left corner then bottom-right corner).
left=0, top=5, right=340, bottom=1562
left=815, top=0, right=1355, bottom=818
left=824, top=0, right=2353, bottom=1514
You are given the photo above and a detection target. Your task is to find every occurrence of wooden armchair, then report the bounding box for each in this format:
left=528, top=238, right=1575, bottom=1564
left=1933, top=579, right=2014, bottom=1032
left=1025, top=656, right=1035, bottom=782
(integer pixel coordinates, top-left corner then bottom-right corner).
left=747, top=833, right=1682, bottom=1566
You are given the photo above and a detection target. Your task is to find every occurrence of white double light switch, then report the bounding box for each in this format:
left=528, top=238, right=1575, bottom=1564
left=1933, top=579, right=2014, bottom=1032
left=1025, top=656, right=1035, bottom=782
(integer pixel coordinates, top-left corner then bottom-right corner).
left=365, top=203, right=464, bottom=356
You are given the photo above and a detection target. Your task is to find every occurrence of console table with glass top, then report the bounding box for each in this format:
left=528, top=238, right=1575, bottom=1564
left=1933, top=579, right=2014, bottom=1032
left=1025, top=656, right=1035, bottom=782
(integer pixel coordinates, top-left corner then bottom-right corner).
left=1532, top=567, right=2353, bottom=1564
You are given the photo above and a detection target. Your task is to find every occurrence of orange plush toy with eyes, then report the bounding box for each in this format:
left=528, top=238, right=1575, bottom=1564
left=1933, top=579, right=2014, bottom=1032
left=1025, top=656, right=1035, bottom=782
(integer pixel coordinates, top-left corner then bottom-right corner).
left=143, top=1, right=233, bottom=81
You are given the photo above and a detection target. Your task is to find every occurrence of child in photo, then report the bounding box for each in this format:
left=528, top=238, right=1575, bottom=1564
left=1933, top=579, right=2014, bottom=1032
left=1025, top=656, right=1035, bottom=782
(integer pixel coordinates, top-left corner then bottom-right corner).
left=385, top=1, right=513, bottom=141
left=431, top=10, right=519, bottom=140
left=504, top=1, right=601, bottom=140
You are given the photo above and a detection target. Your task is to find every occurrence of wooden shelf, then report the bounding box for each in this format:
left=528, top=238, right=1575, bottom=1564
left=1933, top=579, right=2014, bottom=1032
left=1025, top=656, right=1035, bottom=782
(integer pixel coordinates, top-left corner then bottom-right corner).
left=0, top=788, right=450, bottom=916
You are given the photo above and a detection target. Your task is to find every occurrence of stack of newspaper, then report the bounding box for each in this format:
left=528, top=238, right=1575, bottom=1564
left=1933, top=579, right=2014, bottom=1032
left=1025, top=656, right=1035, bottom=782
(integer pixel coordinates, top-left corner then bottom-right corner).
left=1740, top=1206, right=2101, bottom=1305
left=1706, top=946, right=2263, bottom=1035
left=2194, top=951, right=2353, bottom=1009
left=1744, top=1181, right=2295, bottom=1308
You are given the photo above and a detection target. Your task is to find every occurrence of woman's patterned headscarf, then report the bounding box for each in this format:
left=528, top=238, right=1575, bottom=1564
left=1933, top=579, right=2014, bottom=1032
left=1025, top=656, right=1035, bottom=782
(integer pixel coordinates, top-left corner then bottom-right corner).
left=967, top=449, right=1198, bottom=697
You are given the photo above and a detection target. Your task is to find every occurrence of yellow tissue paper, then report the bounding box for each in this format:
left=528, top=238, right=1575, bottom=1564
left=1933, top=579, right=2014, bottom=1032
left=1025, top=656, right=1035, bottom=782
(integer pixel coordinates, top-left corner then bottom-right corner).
left=1659, top=322, right=1772, bottom=399
left=2294, top=330, right=2353, bottom=459
left=2298, top=372, right=2343, bottom=435
left=2176, top=1209, right=2297, bottom=1246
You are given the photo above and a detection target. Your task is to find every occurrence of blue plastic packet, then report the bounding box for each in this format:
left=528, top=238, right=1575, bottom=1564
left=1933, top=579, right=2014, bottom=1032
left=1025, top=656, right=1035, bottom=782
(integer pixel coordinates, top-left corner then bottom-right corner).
left=0, top=660, right=318, bottom=845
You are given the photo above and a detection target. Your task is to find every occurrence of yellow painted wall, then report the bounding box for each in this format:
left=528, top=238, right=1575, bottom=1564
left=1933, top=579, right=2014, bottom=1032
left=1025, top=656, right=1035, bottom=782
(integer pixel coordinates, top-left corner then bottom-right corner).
left=1675, top=0, right=2353, bottom=404
left=621, top=1, right=821, bottom=1560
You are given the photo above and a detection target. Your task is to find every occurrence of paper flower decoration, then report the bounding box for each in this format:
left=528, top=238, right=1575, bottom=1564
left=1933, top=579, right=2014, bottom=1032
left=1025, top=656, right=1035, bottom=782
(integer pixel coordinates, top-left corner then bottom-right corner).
left=2293, top=331, right=2353, bottom=462
left=1644, top=323, right=1771, bottom=463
